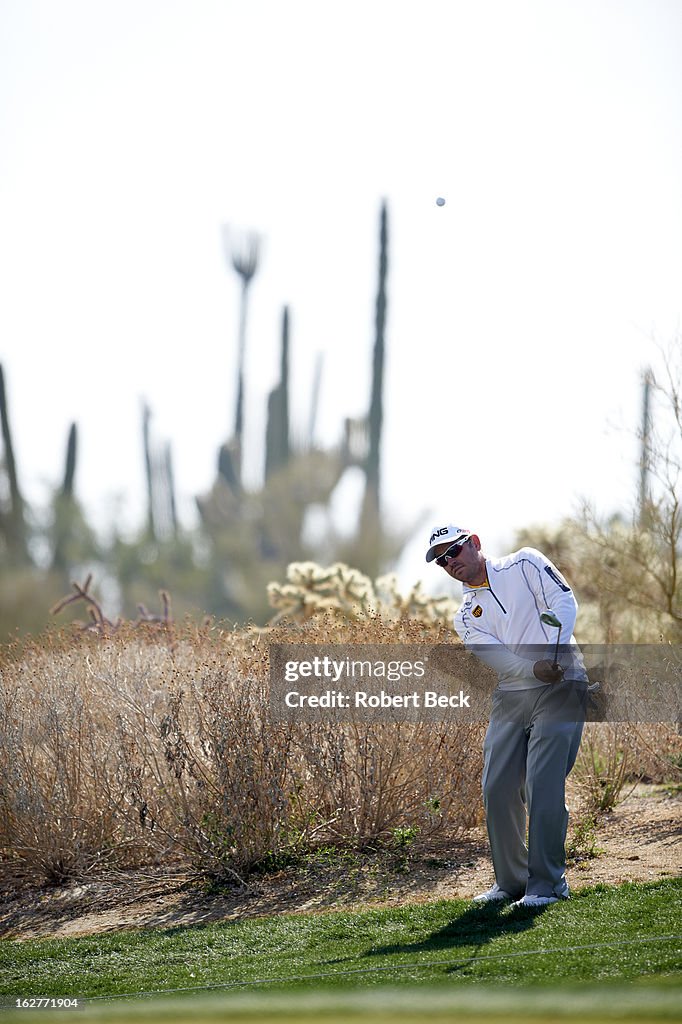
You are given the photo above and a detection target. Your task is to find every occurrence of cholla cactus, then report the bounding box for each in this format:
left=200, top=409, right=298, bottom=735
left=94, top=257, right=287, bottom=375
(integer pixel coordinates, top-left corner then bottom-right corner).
left=267, top=561, right=458, bottom=629
left=267, top=562, right=376, bottom=622
left=374, top=573, right=459, bottom=628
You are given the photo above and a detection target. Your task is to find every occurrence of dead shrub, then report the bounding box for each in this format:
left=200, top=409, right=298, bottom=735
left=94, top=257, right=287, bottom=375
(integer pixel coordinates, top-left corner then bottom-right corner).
left=290, top=720, right=484, bottom=849
left=0, top=634, right=148, bottom=884
left=0, top=618, right=484, bottom=888
left=573, top=722, right=682, bottom=815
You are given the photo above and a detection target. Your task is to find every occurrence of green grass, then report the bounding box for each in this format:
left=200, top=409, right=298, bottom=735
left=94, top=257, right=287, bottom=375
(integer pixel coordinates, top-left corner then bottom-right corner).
left=0, top=879, right=680, bottom=1022
left=3, top=985, right=682, bottom=1024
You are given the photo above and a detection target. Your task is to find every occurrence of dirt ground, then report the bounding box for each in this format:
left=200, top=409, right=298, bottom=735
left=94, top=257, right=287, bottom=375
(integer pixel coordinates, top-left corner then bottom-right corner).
left=1, top=783, right=679, bottom=943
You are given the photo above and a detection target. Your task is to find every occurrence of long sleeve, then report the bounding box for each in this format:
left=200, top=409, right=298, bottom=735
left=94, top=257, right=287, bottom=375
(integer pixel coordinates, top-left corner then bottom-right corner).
left=519, top=548, right=578, bottom=643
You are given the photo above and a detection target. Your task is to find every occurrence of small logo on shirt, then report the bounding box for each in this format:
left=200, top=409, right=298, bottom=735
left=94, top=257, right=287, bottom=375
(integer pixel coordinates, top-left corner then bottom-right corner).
left=472, top=605, right=483, bottom=618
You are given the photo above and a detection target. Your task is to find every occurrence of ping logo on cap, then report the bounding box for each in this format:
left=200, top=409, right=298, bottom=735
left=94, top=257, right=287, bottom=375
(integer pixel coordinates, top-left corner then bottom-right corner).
left=429, top=526, right=450, bottom=545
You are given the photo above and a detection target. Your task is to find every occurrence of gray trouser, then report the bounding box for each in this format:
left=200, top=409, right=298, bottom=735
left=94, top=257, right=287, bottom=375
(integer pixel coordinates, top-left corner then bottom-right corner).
left=482, top=682, right=585, bottom=898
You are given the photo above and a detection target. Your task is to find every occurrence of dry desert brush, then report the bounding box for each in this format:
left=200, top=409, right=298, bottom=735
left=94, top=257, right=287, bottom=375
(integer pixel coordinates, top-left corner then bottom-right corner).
left=0, top=616, right=484, bottom=889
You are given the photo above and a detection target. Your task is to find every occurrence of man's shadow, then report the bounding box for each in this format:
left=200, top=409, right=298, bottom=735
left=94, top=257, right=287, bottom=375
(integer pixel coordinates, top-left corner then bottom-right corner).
left=325, top=900, right=551, bottom=975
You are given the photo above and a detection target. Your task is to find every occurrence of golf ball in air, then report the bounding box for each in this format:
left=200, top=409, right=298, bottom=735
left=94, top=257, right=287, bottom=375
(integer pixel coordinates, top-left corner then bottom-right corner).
left=436, top=197, right=445, bottom=206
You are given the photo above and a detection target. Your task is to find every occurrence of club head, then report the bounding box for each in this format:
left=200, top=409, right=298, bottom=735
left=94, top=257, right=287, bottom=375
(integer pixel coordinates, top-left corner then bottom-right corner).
left=540, top=611, right=562, bottom=629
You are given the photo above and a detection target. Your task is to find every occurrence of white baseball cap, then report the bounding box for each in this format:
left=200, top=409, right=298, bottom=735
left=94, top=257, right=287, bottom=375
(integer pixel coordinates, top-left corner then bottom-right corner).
left=425, top=524, right=471, bottom=563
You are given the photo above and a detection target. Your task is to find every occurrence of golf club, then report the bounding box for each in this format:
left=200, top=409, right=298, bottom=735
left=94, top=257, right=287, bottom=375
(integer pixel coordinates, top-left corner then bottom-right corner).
left=540, top=611, right=562, bottom=669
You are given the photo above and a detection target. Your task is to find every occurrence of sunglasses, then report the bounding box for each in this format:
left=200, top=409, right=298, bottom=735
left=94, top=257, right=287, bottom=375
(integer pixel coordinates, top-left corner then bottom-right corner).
left=435, top=536, right=471, bottom=567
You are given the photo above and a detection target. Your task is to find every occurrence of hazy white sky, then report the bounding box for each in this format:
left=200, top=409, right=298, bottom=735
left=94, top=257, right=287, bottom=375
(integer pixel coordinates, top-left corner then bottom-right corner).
left=1, top=0, right=681, bottom=590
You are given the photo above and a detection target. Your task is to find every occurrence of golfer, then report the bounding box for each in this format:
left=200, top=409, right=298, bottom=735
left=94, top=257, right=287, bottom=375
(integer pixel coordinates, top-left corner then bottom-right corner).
left=426, top=524, right=588, bottom=908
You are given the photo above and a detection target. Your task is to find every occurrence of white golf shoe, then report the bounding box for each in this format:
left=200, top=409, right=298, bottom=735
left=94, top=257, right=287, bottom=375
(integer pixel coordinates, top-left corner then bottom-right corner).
left=511, top=894, right=559, bottom=907
left=472, top=884, right=513, bottom=904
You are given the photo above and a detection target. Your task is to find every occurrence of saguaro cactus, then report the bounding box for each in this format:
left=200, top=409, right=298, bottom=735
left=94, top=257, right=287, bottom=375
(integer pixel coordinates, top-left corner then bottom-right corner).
left=265, top=305, right=291, bottom=479
left=307, top=352, right=323, bottom=450
left=0, top=364, right=29, bottom=564
left=359, top=200, right=388, bottom=574
left=62, top=422, right=77, bottom=498
left=51, top=422, right=80, bottom=572
left=142, top=403, right=156, bottom=541
left=141, top=404, right=179, bottom=541
left=164, top=442, right=179, bottom=539
left=367, top=200, right=387, bottom=502
left=224, top=228, right=260, bottom=485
